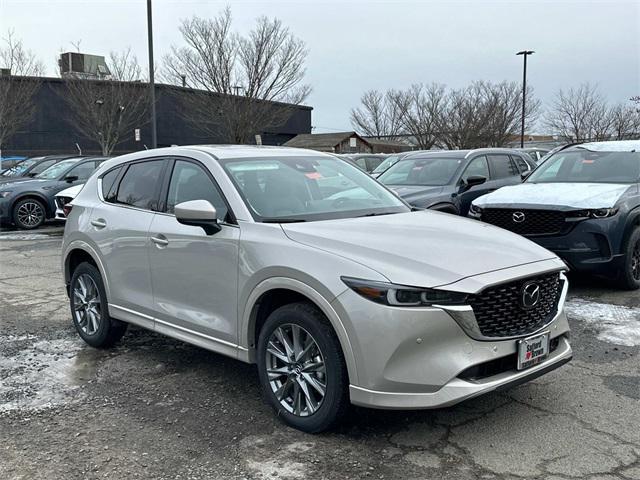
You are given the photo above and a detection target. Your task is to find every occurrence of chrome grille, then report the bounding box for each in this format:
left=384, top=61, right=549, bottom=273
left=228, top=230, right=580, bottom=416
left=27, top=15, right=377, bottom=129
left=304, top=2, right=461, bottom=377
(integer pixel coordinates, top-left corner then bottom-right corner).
left=468, top=273, right=562, bottom=338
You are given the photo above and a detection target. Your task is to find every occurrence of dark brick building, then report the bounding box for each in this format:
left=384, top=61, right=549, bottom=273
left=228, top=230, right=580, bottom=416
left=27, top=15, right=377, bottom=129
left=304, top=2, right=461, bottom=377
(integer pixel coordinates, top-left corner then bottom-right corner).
left=4, top=77, right=313, bottom=156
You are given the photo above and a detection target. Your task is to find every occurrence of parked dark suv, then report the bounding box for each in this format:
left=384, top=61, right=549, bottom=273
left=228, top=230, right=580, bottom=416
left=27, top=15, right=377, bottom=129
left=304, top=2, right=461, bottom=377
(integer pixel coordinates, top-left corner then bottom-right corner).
left=470, top=141, right=640, bottom=288
left=0, top=155, right=76, bottom=183
left=377, top=148, right=533, bottom=215
left=0, top=156, right=107, bottom=229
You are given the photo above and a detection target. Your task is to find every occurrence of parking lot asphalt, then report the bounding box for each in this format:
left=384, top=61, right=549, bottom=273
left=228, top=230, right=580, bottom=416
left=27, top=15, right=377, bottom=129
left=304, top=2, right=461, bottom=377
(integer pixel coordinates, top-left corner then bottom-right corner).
left=0, top=224, right=639, bottom=480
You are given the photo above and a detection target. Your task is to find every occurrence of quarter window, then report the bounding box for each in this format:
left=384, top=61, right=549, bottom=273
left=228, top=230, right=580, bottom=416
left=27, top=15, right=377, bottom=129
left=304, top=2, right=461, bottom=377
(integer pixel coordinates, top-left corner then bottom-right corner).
left=101, top=167, right=122, bottom=201
left=488, top=154, right=518, bottom=179
left=166, top=160, right=229, bottom=220
left=115, top=160, right=164, bottom=210
left=511, top=154, right=530, bottom=173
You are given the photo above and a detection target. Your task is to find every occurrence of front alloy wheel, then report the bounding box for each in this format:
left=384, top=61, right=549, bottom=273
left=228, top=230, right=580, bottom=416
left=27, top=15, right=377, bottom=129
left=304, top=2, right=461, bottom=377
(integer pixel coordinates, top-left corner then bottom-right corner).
left=266, top=324, right=327, bottom=416
left=13, top=198, right=45, bottom=229
left=257, top=302, right=349, bottom=433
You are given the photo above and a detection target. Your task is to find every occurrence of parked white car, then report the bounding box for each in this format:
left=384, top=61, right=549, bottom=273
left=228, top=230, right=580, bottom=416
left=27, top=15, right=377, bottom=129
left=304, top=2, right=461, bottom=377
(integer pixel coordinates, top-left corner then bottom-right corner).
left=55, top=184, right=83, bottom=220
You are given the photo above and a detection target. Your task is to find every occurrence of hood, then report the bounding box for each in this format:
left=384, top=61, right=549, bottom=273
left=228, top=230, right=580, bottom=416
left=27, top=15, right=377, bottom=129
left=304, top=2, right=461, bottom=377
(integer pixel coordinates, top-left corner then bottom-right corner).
left=388, top=185, right=445, bottom=203
left=473, top=182, right=634, bottom=209
left=281, top=211, right=557, bottom=288
left=56, top=184, right=83, bottom=198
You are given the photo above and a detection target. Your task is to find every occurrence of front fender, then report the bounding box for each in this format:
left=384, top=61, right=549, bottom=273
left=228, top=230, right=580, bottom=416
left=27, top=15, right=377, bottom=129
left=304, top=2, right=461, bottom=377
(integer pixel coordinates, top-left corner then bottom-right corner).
left=239, top=276, right=358, bottom=385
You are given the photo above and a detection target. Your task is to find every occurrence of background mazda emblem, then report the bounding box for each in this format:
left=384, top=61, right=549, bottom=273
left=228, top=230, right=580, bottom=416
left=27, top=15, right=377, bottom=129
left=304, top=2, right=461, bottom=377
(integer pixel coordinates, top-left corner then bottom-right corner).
left=521, top=282, right=541, bottom=309
left=512, top=211, right=526, bottom=223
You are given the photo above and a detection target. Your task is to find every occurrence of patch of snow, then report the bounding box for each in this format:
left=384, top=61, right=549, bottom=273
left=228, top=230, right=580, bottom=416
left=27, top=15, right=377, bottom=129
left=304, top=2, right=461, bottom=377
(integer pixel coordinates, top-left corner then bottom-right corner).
left=0, top=336, right=85, bottom=413
left=565, top=298, right=640, bottom=347
left=0, top=233, right=50, bottom=240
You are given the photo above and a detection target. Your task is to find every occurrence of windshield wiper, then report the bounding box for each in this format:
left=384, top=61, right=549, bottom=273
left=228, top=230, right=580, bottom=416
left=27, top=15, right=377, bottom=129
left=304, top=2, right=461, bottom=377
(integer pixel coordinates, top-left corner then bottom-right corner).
left=262, top=218, right=307, bottom=223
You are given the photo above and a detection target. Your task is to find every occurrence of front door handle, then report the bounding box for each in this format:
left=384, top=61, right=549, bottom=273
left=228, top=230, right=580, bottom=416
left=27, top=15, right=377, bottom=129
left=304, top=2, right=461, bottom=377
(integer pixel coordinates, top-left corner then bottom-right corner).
left=91, top=219, right=106, bottom=229
left=151, top=235, right=169, bottom=247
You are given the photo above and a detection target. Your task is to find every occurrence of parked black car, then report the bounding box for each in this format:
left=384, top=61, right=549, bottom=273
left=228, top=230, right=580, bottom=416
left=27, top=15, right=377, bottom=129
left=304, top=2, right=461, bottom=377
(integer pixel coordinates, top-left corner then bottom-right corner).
left=0, top=155, right=77, bottom=183
left=0, top=156, right=107, bottom=229
left=377, top=148, right=533, bottom=215
left=470, top=140, right=640, bottom=288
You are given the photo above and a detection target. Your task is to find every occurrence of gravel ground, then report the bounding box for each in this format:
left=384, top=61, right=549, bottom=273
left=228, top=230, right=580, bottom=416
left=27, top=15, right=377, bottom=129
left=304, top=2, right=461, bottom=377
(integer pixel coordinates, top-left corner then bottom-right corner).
left=0, top=224, right=639, bottom=480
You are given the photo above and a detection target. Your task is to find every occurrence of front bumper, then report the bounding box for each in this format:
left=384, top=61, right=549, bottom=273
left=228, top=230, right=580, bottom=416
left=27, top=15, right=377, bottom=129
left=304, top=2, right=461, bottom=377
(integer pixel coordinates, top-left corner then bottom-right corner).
left=349, top=336, right=571, bottom=409
left=332, top=272, right=571, bottom=410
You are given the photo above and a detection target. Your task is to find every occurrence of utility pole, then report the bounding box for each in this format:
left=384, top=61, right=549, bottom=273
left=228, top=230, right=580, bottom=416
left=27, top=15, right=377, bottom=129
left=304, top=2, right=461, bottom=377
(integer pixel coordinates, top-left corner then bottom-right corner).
left=516, top=50, right=534, bottom=148
left=147, top=0, right=157, bottom=149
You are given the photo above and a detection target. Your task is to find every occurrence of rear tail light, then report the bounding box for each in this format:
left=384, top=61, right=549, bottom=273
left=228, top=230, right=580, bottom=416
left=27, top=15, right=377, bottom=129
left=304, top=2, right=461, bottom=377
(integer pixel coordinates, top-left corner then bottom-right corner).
left=62, top=203, right=73, bottom=217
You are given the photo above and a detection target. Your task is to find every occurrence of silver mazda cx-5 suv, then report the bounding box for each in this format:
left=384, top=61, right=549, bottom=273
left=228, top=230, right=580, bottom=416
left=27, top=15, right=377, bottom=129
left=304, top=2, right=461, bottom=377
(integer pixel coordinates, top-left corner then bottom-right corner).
left=62, top=146, right=572, bottom=432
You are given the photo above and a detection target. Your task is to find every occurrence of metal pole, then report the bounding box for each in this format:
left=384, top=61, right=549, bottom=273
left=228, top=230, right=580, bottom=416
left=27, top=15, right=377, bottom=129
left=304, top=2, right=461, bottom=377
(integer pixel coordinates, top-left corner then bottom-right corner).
left=521, top=54, right=527, bottom=148
left=147, top=0, right=157, bottom=149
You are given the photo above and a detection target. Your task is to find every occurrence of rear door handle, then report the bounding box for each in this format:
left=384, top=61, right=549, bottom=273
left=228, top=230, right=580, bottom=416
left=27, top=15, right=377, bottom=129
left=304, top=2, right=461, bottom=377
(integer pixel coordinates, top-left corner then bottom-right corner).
left=151, top=235, right=169, bottom=247
left=91, top=219, right=106, bottom=229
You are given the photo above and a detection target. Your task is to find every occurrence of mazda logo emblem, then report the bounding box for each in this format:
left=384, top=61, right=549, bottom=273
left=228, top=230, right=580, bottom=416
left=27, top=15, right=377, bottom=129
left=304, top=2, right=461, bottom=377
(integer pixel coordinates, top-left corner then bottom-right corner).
left=521, top=282, right=541, bottom=310
left=512, top=211, right=525, bottom=223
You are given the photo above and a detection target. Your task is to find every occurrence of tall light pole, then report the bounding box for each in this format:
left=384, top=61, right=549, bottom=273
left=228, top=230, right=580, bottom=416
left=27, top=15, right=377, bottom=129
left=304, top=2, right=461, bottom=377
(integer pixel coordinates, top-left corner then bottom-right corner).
left=516, top=50, right=534, bottom=148
left=147, top=0, right=157, bottom=149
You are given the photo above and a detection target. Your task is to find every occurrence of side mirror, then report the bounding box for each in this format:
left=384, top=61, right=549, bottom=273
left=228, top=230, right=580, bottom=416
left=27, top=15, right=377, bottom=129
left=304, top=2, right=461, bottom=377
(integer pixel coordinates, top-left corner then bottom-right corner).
left=462, top=175, right=487, bottom=190
left=64, top=175, right=79, bottom=183
left=174, top=199, right=221, bottom=235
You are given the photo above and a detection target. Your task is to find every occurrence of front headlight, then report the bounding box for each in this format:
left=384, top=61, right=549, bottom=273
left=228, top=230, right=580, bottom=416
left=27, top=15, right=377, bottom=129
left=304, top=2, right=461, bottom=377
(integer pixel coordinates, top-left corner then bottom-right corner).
left=566, top=208, right=618, bottom=220
left=341, top=277, right=468, bottom=307
left=0, top=191, right=12, bottom=198
left=469, top=203, right=483, bottom=215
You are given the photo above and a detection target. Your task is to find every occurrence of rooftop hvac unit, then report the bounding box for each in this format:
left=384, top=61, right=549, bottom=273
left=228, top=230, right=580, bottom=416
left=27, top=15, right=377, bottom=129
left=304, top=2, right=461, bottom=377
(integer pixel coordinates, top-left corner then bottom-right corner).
left=59, top=52, right=111, bottom=79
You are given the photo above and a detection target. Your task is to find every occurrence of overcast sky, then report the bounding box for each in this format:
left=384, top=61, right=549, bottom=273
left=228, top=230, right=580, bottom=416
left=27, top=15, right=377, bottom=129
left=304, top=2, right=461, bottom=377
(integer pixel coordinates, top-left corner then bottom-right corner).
left=2, top=0, right=639, bottom=133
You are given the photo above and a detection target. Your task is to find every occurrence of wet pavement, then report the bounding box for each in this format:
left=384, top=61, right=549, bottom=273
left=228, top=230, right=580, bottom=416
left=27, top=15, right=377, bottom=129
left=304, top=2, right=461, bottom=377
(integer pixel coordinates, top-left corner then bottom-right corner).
left=0, top=225, right=639, bottom=479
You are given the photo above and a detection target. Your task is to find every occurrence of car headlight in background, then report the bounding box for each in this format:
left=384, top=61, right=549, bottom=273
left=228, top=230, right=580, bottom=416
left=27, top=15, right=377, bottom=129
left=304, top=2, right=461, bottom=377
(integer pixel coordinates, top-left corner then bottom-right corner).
left=469, top=203, right=483, bottom=215
left=341, top=277, right=468, bottom=307
left=0, top=191, right=13, bottom=198
left=566, top=208, right=618, bottom=220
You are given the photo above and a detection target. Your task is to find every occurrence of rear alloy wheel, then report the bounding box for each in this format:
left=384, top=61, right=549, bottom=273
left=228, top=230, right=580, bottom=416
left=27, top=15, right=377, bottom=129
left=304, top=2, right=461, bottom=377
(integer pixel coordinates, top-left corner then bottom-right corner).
left=619, top=226, right=640, bottom=290
left=70, top=262, right=128, bottom=347
left=257, top=302, right=349, bottom=433
left=13, top=198, right=46, bottom=230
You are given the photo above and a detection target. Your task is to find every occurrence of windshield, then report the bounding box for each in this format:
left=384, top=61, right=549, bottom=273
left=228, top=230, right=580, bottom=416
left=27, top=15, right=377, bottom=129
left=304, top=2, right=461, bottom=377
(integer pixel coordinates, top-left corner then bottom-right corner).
left=378, top=156, right=463, bottom=186
left=36, top=158, right=81, bottom=179
left=372, top=155, right=400, bottom=174
left=1, top=158, right=38, bottom=177
left=526, top=149, right=640, bottom=184
left=221, top=155, right=408, bottom=222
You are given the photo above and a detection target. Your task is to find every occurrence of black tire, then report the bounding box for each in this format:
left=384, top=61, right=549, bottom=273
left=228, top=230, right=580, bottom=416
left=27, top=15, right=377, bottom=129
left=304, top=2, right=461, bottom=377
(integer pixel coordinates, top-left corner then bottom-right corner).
left=12, top=197, right=46, bottom=230
left=69, top=262, right=128, bottom=347
left=618, top=226, right=640, bottom=290
left=257, top=302, right=349, bottom=433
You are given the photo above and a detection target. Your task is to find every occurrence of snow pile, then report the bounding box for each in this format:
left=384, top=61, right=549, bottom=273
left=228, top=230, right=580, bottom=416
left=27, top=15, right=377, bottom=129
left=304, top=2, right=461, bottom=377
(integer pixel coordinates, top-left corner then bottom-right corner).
left=565, top=298, right=640, bottom=347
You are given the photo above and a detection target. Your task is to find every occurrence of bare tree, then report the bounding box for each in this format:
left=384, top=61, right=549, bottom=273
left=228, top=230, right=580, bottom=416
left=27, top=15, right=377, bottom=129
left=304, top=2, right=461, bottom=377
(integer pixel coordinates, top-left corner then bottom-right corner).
left=161, top=7, right=310, bottom=143
left=544, top=83, right=608, bottom=141
left=0, top=31, right=45, bottom=156
left=391, top=83, right=447, bottom=149
left=350, top=89, right=405, bottom=139
left=610, top=102, right=640, bottom=140
left=61, top=49, right=148, bottom=155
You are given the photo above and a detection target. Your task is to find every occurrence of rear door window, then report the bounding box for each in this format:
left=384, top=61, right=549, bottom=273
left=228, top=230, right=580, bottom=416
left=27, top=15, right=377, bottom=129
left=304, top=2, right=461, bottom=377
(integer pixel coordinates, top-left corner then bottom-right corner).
left=511, top=154, right=530, bottom=173
left=115, top=160, right=165, bottom=211
left=488, top=154, right=519, bottom=179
